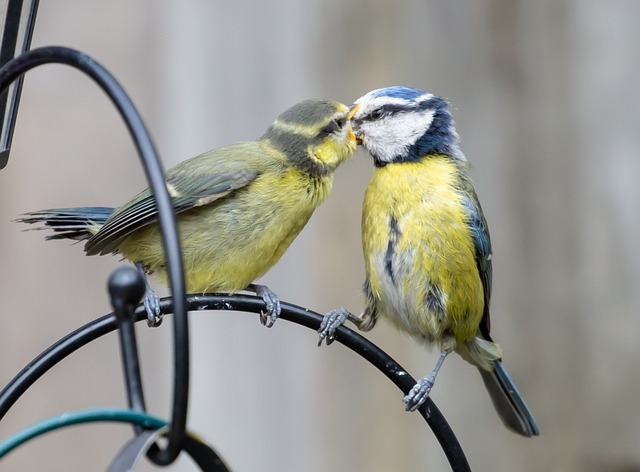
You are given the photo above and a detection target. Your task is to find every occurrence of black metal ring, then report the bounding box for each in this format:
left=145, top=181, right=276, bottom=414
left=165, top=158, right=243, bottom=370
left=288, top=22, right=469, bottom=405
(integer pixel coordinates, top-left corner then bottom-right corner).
left=0, top=295, right=471, bottom=471
left=0, top=46, right=189, bottom=465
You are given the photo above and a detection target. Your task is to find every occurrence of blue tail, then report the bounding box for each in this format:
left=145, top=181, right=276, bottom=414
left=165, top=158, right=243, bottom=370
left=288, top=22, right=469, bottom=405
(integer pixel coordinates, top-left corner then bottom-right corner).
left=17, top=207, right=114, bottom=242
left=479, top=360, right=540, bottom=437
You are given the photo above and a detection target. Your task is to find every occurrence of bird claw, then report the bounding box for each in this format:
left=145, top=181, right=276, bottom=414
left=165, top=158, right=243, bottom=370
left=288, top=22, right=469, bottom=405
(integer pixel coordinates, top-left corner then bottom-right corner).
left=403, top=375, right=435, bottom=411
left=317, top=307, right=350, bottom=346
left=254, top=284, right=281, bottom=328
left=143, top=287, right=162, bottom=327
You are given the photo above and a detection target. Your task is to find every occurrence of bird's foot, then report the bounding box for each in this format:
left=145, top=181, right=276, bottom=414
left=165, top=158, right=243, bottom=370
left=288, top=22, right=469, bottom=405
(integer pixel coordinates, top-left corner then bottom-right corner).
left=317, top=307, right=352, bottom=346
left=251, top=284, right=281, bottom=328
left=143, top=287, right=162, bottom=327
left=135, top=262, right=162, bottom=327
left=403, top=374, right=435, bottom=412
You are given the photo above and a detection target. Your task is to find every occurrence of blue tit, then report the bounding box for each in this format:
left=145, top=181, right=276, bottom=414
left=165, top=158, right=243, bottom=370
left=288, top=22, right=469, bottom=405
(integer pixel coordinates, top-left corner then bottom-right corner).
left=18, top=99, right=357, bottom=327
left=318, top=86, right=539, bottom=437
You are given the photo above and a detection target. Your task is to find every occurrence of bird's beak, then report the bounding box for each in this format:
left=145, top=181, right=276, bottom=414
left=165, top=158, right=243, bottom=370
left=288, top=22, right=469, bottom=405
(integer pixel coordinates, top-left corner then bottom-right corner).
left=348, top=103, right=361, bottom=120
left=348, top=103, right=362, bottom=144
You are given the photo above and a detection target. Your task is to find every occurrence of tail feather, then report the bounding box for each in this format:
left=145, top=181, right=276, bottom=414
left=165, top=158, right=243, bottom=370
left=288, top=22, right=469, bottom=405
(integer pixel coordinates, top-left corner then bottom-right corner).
left=16, top=207, right=114, bottom=242
left=479, top=360, right=540, bottom=437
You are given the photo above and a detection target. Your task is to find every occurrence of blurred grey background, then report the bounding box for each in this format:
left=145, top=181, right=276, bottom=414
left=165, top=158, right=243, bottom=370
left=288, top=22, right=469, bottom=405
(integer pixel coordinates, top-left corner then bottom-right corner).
left=0, top=1, right=639, bottom=470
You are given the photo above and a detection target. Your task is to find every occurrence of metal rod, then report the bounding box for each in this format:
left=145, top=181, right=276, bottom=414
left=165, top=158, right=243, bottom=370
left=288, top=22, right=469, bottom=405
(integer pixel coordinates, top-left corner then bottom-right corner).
left=109, top=267, right=148, bottom=418
left=0, top=0, right=40, bottom=168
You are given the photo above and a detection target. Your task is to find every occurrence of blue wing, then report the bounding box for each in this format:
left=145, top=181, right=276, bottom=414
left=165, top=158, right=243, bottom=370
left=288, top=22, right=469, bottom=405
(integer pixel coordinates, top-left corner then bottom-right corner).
left=461, top=188, right=493, bottom=339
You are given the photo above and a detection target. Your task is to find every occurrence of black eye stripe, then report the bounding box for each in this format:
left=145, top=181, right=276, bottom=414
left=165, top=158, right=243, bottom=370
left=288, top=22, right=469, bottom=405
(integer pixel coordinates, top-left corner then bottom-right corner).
left=361, top=98, right=448, bottom=122
left=381, top=104, right=407, bottom=114
left=364, top=104, right=409, bottom=121
left=320, top=116, right=346, bottom=135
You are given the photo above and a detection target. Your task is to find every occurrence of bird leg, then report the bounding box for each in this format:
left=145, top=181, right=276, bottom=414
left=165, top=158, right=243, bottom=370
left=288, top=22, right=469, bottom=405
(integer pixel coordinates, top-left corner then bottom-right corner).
left=246, top=283, right=281, bottom=328
left=317, top=306, right=377, bottom=346
left=135, top=263, right=162, bottom=327
left=403, top=346, right=453, bottom=411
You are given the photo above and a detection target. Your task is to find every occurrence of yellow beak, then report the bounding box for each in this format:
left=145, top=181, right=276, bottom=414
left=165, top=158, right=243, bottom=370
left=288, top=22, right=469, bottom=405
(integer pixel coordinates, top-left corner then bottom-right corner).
left=348, top=103, right=362, bottom=143
left=348, top=103, right=361, bottom=120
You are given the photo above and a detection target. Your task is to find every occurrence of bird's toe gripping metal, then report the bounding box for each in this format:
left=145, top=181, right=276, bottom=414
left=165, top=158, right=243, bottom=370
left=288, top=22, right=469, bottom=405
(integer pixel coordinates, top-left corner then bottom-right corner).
left=135, top=263, right=162, bottom=327
left=403, top=375, right=435, bottom=412
left=143, top=287, right=163, bottom=327
left=317, top=307, right=351, bottom=346
left=254, top=284, right=281, bottom=328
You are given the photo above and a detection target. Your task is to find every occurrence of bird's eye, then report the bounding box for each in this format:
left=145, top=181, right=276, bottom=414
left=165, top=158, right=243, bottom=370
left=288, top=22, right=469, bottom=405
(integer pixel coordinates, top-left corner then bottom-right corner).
left=370, top=108, right=384, bottom=120
left=321, top=117, right=345, bottom=135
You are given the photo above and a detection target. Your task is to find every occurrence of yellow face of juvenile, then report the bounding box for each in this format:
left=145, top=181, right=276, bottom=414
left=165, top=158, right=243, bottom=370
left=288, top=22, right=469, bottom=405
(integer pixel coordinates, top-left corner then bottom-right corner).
left=306, top=102, right=357, bottom=170
left=263, top=99, right=358, bottom=175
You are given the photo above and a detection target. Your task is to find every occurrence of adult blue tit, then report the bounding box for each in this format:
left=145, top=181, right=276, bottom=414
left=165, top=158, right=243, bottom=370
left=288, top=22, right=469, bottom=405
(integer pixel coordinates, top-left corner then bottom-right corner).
left=19, top=98, right=357, bottom=326
left=318, top=86, right=539, bottom=437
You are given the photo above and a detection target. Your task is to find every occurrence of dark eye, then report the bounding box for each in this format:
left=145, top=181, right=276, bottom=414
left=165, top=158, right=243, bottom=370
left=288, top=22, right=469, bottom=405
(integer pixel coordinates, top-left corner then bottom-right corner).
left=321, top=116, right=345, bottom=135
left=370, top=108, right=384, bottom=119
left=369, top=104, right=404, bottom=120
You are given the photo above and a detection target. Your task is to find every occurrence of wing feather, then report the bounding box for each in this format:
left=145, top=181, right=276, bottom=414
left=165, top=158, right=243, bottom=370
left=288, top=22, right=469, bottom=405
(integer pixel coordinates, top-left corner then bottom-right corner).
left=85, top=144, right=264, bottom=255
left=460, top=176, right=493, bottom=339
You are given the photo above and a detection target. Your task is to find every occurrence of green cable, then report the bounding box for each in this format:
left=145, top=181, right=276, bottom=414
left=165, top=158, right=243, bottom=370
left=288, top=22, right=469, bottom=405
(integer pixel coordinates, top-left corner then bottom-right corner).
left=0, top=408, right=167, bottom=458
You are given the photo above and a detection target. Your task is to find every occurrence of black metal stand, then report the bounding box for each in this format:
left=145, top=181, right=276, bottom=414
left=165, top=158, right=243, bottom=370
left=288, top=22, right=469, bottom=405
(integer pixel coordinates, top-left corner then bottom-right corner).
left=0, top=294, right=470, bottom=471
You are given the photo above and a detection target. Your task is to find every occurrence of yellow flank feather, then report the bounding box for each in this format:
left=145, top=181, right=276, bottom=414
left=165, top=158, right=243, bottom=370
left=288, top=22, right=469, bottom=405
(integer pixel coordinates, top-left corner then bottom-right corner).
left=362, top=155, right=484, bottom=347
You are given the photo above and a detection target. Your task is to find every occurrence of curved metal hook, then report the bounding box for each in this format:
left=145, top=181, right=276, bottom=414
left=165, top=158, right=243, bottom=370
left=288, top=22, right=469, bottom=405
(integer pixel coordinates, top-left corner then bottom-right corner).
left=107, top=426, right=231, bottom=472
left=0, top=46, right=189, bottom=465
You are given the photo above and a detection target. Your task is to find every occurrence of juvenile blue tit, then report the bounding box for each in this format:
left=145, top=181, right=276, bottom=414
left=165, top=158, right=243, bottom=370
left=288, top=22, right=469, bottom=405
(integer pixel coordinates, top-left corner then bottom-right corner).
left=19, top=99, right=357, bottom=327
left=318, top=86, right=539, bottom=437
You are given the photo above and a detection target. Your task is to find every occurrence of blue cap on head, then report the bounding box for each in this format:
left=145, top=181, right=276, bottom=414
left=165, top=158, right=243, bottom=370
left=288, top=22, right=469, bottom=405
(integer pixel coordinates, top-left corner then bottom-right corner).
left=371, top=86, right=427, bottom=101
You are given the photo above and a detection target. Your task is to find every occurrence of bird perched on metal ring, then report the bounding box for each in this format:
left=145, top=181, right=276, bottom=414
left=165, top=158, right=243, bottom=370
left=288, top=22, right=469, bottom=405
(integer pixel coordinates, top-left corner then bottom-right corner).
left=18, top=98, right=358, bottom=327
left=318, top=86, right=539, bottom=437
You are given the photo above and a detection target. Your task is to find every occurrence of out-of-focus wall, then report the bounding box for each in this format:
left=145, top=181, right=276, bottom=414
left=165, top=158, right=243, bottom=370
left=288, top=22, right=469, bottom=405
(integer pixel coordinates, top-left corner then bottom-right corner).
left=0, top=1, right=639, bottom=470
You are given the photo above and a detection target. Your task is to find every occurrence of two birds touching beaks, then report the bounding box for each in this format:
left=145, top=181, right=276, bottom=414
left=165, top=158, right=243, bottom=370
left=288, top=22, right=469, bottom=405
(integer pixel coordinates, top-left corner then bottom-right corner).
left=17, top=86, right=539, bottom=438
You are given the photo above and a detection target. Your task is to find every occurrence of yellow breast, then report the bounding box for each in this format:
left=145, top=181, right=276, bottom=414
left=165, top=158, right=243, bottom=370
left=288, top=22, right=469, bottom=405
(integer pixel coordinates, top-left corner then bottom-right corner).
left=362, top=156, right=484, bottom=344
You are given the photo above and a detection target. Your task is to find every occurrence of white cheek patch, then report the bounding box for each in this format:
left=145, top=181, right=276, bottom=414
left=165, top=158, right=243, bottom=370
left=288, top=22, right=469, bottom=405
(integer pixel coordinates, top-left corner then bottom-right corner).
left=361, top=109, right=435, bottom=163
